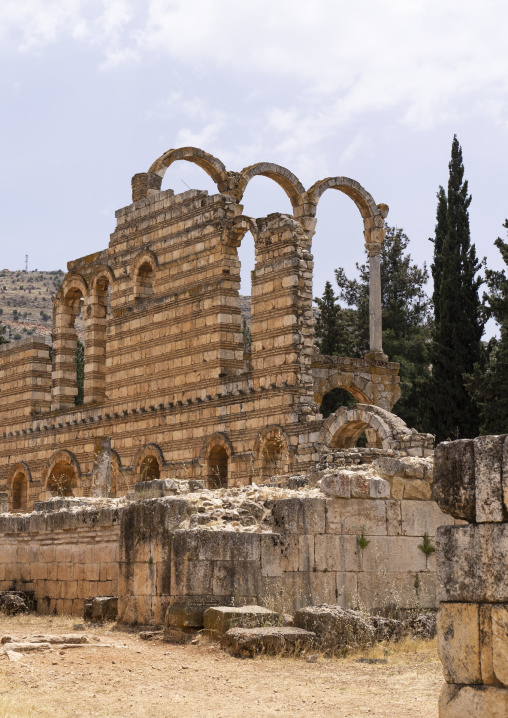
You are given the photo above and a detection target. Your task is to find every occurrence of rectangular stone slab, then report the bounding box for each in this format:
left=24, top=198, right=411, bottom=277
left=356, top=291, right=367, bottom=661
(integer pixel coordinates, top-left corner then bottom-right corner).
left=437, top=524, right=508, bottom=603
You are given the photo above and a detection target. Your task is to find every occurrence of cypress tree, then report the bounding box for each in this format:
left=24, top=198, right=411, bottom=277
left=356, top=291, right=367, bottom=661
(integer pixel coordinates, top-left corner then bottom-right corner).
left=466, top=224, right=508, bottom=433
left=427, top=136, right=484, bottom=442
left=314, top=280, right=355, bottom=356
left=431, top=186, right=447, bottom=327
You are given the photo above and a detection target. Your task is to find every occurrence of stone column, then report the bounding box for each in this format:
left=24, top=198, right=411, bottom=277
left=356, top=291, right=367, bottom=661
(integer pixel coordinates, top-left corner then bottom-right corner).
left=365, top=228, right=387, bottom=361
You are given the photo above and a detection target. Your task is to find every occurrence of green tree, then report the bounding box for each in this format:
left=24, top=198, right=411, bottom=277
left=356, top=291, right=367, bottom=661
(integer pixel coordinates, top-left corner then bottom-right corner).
left=333, top=225, right=432, bottom=429
left=427, top=136, right=484, bottom=442
left=75, top=339, right=84, bottom=406
left=314, top=280, right=356, bottom=356
left=466, top=224, right=508, bottom=433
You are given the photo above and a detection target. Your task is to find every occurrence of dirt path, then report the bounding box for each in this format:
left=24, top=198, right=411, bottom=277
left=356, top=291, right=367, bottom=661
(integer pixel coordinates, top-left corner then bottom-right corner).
left=0, top=615, right=443, bottom=718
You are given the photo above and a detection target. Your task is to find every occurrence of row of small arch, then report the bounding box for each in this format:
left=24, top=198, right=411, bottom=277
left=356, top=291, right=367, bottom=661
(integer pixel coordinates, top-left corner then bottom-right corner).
left=56, top=249, right=158, bottom=308
left=5, top=408, right=410, bottom=509
left=138, top=146, right=389, bottom=232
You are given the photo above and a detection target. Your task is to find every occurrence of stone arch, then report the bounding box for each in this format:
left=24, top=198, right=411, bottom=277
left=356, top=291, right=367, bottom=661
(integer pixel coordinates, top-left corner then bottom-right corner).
left=91, top=265, right=115, bottom=296
left=200, top=433, right=233, bottom=489
left=305, top=177, right=388, bottom=231
left=52, top=274, right=89, bottom=411
left=148, top=146, right=229, bottom=191
left=313, top=374, right=372, bottom=409
left=254, top=425, right=291, bottom=480
left=320, top=404, right=410, bottom=450
left=235, top=163, right=306, bottom=209
left=43, top=450, right=81, bottom=497
left=8, top=463, right=31, bottom=512
left=133, top=444, right=164, bottom=482
left=130, top=250, right=158, bottom=300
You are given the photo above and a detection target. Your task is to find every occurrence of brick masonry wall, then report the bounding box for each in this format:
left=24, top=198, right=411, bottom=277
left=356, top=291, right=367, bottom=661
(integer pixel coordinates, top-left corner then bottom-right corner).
left=0, top=506, right=120, bottom=616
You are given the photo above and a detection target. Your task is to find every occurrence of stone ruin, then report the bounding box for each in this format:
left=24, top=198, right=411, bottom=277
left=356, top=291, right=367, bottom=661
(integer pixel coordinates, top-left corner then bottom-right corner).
left=0, top=146, right=451, bottom=624
left=434, top=435, right=508, bottom=716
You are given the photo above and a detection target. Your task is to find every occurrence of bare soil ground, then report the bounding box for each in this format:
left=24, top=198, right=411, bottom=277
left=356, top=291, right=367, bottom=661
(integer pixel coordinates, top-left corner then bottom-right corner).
left=0, top=614, right=443, bottom=718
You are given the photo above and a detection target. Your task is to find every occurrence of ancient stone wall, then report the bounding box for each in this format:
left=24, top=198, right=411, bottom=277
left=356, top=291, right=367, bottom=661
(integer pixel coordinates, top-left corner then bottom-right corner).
left=434, top=435, right=508, bottom=716
left=0, top=147, right=401, bottom=510
left=0, top=499, right=119, bottom=616
left=0, top=472, right=454, bottom=622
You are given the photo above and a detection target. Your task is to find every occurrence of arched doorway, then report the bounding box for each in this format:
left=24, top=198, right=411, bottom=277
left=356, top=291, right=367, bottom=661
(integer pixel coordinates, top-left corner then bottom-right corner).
left=10, top=472, right=27, bottom=511
left=47, top=461, right=78, bottom=497
left=207, top=446, right=228, bottom=489
left=138, top=456, right=161, bottom=482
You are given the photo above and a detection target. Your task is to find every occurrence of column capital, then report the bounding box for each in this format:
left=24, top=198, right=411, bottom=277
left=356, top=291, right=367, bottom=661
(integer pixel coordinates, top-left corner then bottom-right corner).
left=365, top=242, right=382, bottom=257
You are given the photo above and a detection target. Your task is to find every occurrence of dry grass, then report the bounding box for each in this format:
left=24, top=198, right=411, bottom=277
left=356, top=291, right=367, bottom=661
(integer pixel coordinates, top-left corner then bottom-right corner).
left=0, top=613, right=443, bottom=718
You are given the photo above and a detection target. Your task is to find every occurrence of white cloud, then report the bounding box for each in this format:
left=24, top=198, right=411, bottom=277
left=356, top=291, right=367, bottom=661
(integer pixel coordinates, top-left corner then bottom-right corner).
left=2, top=0, right=508, bottom=151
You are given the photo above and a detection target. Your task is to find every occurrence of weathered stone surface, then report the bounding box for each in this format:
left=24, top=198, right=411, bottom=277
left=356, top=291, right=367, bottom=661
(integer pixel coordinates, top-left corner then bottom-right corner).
left=437, top=603, right=482, bottom=684
left=492, top=605, right=508, bottom=687
left=165, top=603, right=206, bottom=629
left=437, top=524, right=508, bottom=603
left=404, top=612, right=437, bottom=639
left=433, top=439, right=476, bottom=521
left=439, top=683, right=508, bottom=718
left=0, top=642, right=52, bottom=653
left=84, top=596, right=118, bottom=623
left=203, top=605, right=278, bottom=637
left=0, top=592, right=28, bottom=615
left=220, top=626, right=315, bottom=657
left=293, top=604, right=373, bottom=650
left=475, top=435, right=506, bottom=523
left=479, top=604, right=497, bottom=685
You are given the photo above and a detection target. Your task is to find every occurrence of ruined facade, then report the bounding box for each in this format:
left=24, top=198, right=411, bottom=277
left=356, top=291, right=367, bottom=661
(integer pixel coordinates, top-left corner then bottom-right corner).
left=0, top=147, right=407, bottom=510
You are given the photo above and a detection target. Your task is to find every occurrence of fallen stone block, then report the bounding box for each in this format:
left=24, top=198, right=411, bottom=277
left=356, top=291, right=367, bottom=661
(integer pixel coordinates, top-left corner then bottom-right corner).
left=30, top=634, right=90, bottom=645
left=203, top=605, right=279, bottom=637
left=439, top=683, right=508, bottom=718
left=404, top=612, right=437, bottom=639
left=220, top=626, right=316, bottom=657
left=0, top=592, right=28, bottom=615
left=84, top=596, right=118, bottom=623
left=293, top=605, right=373, bottom=651
left=370, top=617, right=404, bottom=642
left=0, top=642, right=53, bottom=653
left=165, top=603, right=207, bottom=629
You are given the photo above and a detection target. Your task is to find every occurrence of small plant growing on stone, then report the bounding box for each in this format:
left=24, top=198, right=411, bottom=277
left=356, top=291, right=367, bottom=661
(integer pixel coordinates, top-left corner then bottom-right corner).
left=418, top=532, right=435, bottom=557
left=357, top=530, right=370, bottom=550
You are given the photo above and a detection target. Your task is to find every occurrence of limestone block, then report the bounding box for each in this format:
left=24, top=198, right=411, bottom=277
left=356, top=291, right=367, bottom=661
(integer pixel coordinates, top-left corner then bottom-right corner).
left=326, top=498, right=387, bottom=536
left=480, top=604, right=498, bottom=686
left=433, top=439, right=476, bottom=521
left=211, top=561, right=261, bottom=598
left=386, top=500, right=402, bottom=535
left=475, top=435, right=506, bottom=523
left=401, top=500, right=450, bottom=537
left=335, top=572, right=358, bottom=609
left=271, top=498, right=326, bottom=535
left=260, top=534, right=298, bottom=577
left=402, top=479, right=432, bottom=500
left=220, top=626, right=315, bottom=657
left=320, top=472, right=350, bottom=498
left=314, top=534, right=361, bottom=573
left=492, top=605, right=508, bottom=687
left=361, top=536, right=427, bottom=574
left=437, top=603, right=481, bottom=684
left=203, top=605, right=278, bottom=637
left=439, top=683, right=508, bottom=718
left=437, top=524, right=508, bottom=603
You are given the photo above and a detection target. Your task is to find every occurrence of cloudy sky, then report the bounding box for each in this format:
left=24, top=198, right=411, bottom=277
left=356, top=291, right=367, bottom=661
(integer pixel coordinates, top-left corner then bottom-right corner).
left=1, top=0, right=508, bottom=335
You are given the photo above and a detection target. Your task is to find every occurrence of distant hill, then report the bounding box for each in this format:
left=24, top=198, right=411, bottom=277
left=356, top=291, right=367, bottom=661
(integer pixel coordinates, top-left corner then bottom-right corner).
left=0, top=268, right=255, bottom=342
left=0, top=268, right=66, bottom=342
